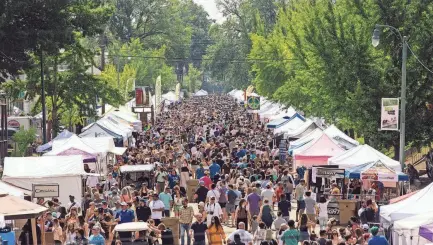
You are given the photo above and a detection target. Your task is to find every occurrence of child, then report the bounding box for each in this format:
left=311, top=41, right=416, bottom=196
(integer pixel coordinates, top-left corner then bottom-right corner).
left=251, top=215, right=259, bottom=234
left=52, top=219, right=63, bottom=245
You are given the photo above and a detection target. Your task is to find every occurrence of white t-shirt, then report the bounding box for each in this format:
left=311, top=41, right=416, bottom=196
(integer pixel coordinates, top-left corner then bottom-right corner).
left=261, top=189, right=275, bottom=202
left=149, top=200, right=165, bottom=220
left=207, top=189, right=221, bottom=200
left=205, top=202, right=223, bottom=225
left=317, top=201, right=329, bottom=217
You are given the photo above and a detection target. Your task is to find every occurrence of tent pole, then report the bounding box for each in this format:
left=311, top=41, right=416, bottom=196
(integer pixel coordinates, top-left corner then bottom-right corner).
left=40, top=216, right=46, bottom=245
left=31, top=218, right=37, bottom=245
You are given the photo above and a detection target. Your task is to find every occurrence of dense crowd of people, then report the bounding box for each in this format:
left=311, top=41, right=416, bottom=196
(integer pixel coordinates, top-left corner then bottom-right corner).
left=27, top=95, right=388, bottom=245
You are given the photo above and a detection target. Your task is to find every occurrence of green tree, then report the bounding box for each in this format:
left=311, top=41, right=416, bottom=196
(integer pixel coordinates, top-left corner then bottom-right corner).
left=12, top=127, right=36, bottom=157
left=184, top=64, right=202, bottom=93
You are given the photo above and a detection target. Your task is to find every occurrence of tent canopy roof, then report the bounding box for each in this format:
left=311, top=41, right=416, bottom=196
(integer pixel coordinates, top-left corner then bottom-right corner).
left=0, top=181, right=31, bottom=197
left=295, top=133, right=345, bottom=158
left=380, top=182, right=433, bottom=222
left=266, top=118, right=289, bottom=129
left=3, top=155, right=85, bottom=178
left=328, top=144, right=401, bottom=172
left=79, top=122, right=123, bottom=139
left=46, top=135, right=98, bottom=156
left=0, top=193, right=48, bottom=219
left=345, top=160, right=408, bottom=180
left=36, top=130, right=74, bottom=153
left=273, top=114, right=306, bottom=135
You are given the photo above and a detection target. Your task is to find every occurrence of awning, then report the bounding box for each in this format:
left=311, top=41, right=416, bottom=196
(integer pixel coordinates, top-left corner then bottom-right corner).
left=0, top=193, right=48, bottom=219
left=120, top=164, right=155, bottom=173
left=110, top=147, right=127, bottom=155
left=266, top=118, right=289, bottom=129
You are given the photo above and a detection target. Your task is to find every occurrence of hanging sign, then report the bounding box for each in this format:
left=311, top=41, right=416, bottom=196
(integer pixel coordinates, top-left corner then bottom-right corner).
left=381, top=98, right=399, bottom=131
left=32, top=184, right=59, bottom=198
left=247, top=96, right=260, bottom=110
left=135, top=88, right=143, bottom=106
left=313, top=167, right=345, bottom=180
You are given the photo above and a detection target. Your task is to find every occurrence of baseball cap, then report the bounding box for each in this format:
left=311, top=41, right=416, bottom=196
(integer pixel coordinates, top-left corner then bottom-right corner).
left=199, top=180, right=205, bottom=185
left=120, top=202, right=128, bottom=206
left=362, top=224, right=369, bottom=231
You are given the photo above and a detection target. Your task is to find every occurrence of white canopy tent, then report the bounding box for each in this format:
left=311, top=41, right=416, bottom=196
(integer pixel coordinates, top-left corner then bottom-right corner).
left=105, top=110, right=142, bottom=132
left=273, top=115, right=306, bottom=135
left=47, top=135, right=98, bottom=156
left=193, top=90, right=208, bottom=96
left=0, top=180, right=31, bottom=198
left=328, top=144, right=401, bottom=172
left=2, top=156, right=86, bottom=204
left=285, top=119, right=321, bottom=139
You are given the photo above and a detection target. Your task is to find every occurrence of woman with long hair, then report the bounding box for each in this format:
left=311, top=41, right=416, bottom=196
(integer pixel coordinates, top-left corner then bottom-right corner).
left=206, top=216, right=226, bottom=245
left=139, top=183, right=149, bottom=200
left=77, top=216, right=89, bottom=238
left=58, top=206, right=68, bottom=229
left=120, top=187, right=131, bottom=203
left=235, top=199, right=249, bottom=231
left=172, top=186, right=184, bottom=217
left=64, top=223, right=76, bottom=244
left=253, top=222, right=267, bottom=245
left=297, top=214, right=310, bottom=242
left=330, top=229, right=340, bottom=245
left=74, top=228, right=89, bottom=245
left=317, top=196, right=329, bottom=230
left=180, top=160, right=191, bottom=190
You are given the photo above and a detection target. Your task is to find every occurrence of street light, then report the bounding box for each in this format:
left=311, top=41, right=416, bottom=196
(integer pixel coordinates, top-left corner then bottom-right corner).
left=372, top=24, right=408, bottom=170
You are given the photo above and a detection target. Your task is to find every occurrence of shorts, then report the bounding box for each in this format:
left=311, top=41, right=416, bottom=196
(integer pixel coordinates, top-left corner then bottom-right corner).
left=226, top=203, right=236, bottom=213
left=307, top=214, right=316, bottom=222
left=297, top=200, right=306, bottom=210
left=219, top=202, right=227, bottom=208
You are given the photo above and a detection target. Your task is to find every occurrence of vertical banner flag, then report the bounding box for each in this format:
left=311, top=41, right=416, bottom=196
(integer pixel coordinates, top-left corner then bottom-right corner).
left=148, top=90, right=152, bottom=106
left=155, top=75, right=162, bottom=113
left=135, top=87, right=143, bottom=106
left=381, top=98, right=399, bottom=131
left=175, top=83, right=180, bottom=101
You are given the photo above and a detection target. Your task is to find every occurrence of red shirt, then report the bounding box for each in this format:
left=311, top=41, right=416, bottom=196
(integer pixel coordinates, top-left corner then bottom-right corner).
left=200, top=176, right=213, bottom=189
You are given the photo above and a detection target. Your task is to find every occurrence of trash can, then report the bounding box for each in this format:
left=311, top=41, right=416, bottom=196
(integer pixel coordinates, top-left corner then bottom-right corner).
left=187, top=179, right=199, bottom=202
left=338, top=200, right=357, bottom=225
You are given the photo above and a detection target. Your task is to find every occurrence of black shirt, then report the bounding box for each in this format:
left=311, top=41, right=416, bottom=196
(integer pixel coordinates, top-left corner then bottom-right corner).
left=318, top=238, right=327, bottom=245
left=191, top=221, right=208, bottom=241
left=278, top=200, right=291, bottom=217
left=161, top=229, right=174, bottom=245
left=136, top=206, right=151, bottom=222
left=195, top=186, right=208, bottom=203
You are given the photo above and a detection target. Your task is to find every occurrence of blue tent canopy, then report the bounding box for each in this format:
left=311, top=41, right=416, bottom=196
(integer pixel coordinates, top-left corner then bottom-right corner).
left=36, top=130, right=74, bottom=153
left=266, top=118, right=290, bottom=129
left=345, top=160, right=409, bottom=181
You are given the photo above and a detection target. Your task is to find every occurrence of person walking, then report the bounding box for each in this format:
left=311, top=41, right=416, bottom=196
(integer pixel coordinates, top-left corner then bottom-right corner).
left=179, top=199, right=194, bottom=245
left=235, top=199, right=250, bottom=230
left=206, top=216, right=226, bottom=245
left=281, top=220, right=300, bottom=245
left=258, top=199, right=274, bottom=228
left=190, top=213, right=208, bottom=245
left=317, top=195, right=329, bottom=230
left=295, top=180, right=306, bottom=222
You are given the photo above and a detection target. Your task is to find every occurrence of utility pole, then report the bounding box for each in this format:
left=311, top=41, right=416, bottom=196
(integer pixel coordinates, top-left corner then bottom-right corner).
left=399, top=36, right=408, bottom=168
left=40, top=50, right=47, bottom=144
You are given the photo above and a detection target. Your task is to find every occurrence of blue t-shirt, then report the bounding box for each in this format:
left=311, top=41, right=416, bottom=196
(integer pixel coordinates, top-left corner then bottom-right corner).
left=159, top=192, right=173, bottom=210
left=368, top=236, right=389, bottom=245
left=281, top=229, right=300, bottom=245
left=209, top=163, right=220, bottom=178
left=115, top=209, right=135, bottom=223
left=196, top=168, right=205, bottom=179
left=236, top=149, right=246, bottom=158
left=89, top=234, right=105, bottom=245
left=168, top=174, right=180, bottom=189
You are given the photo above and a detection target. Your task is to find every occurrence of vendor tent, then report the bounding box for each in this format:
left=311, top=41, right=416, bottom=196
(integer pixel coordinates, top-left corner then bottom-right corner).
left=36, top=130, right=74, bottom=153
left=325, top=125, right=359, bottom=148
left=266, top=118, right=290, bottom=129
left=380, top=182, right=433, bottom=223
left=0, top=181, right=31, bottom=198
left=294, top=133, right=346, bottom=168
left=80, top=118, right=132, bottom=146
left=273, top=114, right=306, bottom=135
left=2, top=156, right=85, bottom=205
left=290, top=128, right=323, bottom=151
left=0, top=193, right=47, bottom=220
left=328, top=144, right=401, bottom=172
left=45, top=135, right=98, bottom=162
left=105, top=110, right=142, bottom=132
left=193, top=90, right=208, bottom=96
left=345, top=160, right=408, bottom=181
left=285, top=119, right=321, bottom=139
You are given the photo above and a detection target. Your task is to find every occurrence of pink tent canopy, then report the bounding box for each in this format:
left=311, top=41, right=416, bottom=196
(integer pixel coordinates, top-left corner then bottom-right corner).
left=294, top=134, right=345, bottom=168
left=57, top=147, right=97, bottom=163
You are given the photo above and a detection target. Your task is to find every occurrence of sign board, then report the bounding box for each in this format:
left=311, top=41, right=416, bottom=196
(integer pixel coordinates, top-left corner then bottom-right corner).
left=32, top=184, right=59, bottom=198
left=135, top=88, right=144, bottom=106
left=247, top=96, right=260, bottom=110
left=7, top=120, right=20, bottom=128
left=381, top=98, right=399, bottom=131
left=312, top=167, right=345, bottom=180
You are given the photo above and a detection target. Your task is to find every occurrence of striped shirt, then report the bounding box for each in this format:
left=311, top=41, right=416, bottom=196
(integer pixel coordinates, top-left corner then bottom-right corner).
left=179, top=205, right=194, bottom=224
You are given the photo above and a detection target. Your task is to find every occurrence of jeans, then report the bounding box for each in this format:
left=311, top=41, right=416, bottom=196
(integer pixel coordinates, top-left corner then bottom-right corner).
left=180, top=223, right=191, bottom=245
left=318, top=216, right=328, bottom=230
left=164, top=209, right=170, bottom=217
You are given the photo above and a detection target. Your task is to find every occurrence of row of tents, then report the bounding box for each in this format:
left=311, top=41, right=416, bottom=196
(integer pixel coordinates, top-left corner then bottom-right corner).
left=228, top=89, right=403, bottom=172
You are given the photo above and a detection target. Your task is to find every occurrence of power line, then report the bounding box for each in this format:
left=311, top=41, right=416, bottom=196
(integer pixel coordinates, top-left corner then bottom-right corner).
left=406, top=43, right=433, bottom=75
left=106, top=54, right=295, bottom=62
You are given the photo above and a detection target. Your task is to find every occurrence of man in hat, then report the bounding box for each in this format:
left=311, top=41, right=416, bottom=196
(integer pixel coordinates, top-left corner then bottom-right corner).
left=149, top=193, right=165, bottom=225
left=89, top=226, right=105, bottom=245
left=368, top=226, right=388, bottom=245
left=115, top=202, right=135, bottom=224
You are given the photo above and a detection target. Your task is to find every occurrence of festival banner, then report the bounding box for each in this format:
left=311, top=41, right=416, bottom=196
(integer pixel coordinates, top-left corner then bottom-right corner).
left=381, top=98, right=399, bottom=131
left=135, top=87, right=143, bottom=106
left=361, top=161, right=398, bottom=182
left=175, top=83, right=180, bottom=101
left=155, top=75, right=162, bottom=113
